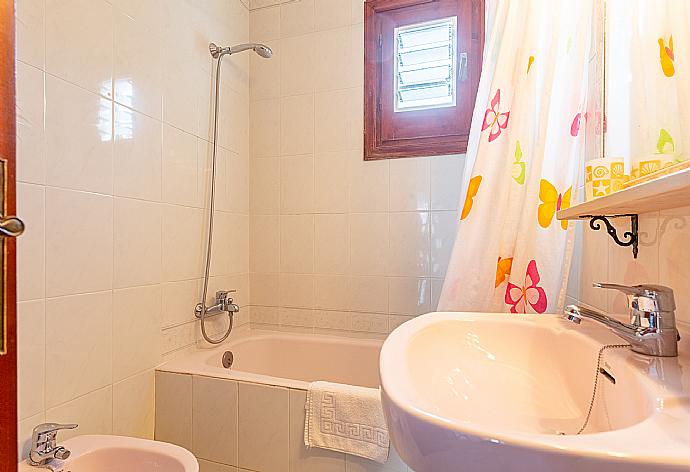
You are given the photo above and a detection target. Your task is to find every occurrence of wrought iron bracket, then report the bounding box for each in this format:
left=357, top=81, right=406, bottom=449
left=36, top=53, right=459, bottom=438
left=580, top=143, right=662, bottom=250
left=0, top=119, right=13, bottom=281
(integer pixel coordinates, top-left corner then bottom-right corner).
left=582, top=214, right=639, bottom=259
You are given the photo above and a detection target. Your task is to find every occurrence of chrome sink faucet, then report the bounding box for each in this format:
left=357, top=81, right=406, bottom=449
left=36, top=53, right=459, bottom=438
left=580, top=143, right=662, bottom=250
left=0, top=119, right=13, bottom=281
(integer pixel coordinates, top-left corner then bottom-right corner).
left=565, top=283, right=680, bottom=357
left=195, top=290, right=240, bottom=319
left=28, top=422, right=78, bottom=468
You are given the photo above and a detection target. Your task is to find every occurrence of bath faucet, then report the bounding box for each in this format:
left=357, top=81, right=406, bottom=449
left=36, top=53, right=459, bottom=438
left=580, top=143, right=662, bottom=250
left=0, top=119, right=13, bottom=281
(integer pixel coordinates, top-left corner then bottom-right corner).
left=195, top=290, right=240, bottom=319
left=28, top=422, right=78, bottom=468
left=564, top=283, right=679, bottom=357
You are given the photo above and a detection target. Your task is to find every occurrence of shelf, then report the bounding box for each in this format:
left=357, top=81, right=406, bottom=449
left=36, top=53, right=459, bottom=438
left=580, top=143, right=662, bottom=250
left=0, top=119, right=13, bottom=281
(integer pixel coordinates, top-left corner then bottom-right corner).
left=558, top=167, right=690, bottom=220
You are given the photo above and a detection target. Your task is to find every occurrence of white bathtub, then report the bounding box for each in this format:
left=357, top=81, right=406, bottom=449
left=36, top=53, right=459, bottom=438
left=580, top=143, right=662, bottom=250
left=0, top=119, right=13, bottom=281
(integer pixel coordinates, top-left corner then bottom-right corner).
left=158, top=330, right=383, bottom=389
left=155, top=330, right=410, bottom=471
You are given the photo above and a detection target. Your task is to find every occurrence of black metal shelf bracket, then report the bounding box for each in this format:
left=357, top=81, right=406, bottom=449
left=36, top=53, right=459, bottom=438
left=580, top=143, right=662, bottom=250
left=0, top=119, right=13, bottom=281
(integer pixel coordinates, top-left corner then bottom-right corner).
left=585, top=214, right=639, bottom=259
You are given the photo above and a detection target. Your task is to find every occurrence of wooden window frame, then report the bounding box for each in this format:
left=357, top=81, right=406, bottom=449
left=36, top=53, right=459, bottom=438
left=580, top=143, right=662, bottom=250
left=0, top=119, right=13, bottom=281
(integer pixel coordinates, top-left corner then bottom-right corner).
left=364, top=0, right=484, bottom=160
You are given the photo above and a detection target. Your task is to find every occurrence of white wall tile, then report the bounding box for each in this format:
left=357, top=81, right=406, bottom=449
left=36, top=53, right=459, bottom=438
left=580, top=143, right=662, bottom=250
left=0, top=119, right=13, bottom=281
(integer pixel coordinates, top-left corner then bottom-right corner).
left=388, top=277, right=432, bottom=316
left=430, top=155, right=463, bottom=210
left=114, top=11, right=163, bottom=118
left=313, top=27, right=353, bottom=92
left=114, top=106, right=162, bottom=201
left=315, top=214, right=350, bottom=274
left=16, top=0, right=45, bottom=69
left=281, top=35, right=316, bottom=96
left=314, top=151, right=351, bottom=214
left=114, top=198, right=162, bottom=288
left=46, top=386, right=113, bottom=440
left=280, top=0, right=314, bottom=38
left=281, top=94, right=314, bottom=155
left=281, top=154, right=314, bottom=213
left=17, top=300, right=45, bottom=420
left=279, top=273, right=315, bottom=308
left=388, top=212, right=430, bottom=277
left=250, top=157, right=281, bottom=214
left=45, top=291, right=113, bottom=407
left=250, top=215, right=280, bottom=273
left=250, top=99, right=281, bottom=157
left=17, top=183, right=45, bottom=302
left=280, top=214, right=314, bottom=273
left=162, top=124, right=199, bottom=206
left=315, top=90, right=353, bottom=153
left=45, top=188, right=113, bottom=297
left=113, top=285, right=162, bottom=381
left=45, top=76, right=113, bottom=194
left=45, top=0, right=113, bottom=97
left=315, top=0, right=351, bottom=31
left=113, top=370, right=155, bottom=439
left=389, top=158, right=430, bottom=212
left=350, top=213, right=388, bottom=276
left=16, top=61, right=46, bottom=185
left=430, top=211, right=457, bottom=278
left=162, top=204, right=205, bottom=282
left=349, top=159, right=389, bottom=213
left=250, top=5, right=281, bottom=43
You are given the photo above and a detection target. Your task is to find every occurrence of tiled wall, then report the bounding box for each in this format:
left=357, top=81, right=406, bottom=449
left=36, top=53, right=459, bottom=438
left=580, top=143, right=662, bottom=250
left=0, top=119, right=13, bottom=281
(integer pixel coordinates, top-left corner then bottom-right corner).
left=568, top=208, right=690, bottom=331
left=156, top=371, right=414, bottom=472
left=15, top=0, right=251, bottom=457
left=247, top=0, right=465, bottom=337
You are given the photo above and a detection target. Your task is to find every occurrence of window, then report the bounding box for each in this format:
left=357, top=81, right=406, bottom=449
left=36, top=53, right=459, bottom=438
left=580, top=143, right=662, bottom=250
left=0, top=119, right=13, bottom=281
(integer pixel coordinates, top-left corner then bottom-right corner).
left=364, top=0, right=484, bottom=160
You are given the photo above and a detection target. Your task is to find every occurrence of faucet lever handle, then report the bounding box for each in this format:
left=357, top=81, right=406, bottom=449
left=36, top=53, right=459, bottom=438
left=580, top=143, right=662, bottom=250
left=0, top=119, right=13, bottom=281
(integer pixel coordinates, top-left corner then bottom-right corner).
left=593, top=283, right=676, bottom=311
left=32, top=423, right=78, bottom=436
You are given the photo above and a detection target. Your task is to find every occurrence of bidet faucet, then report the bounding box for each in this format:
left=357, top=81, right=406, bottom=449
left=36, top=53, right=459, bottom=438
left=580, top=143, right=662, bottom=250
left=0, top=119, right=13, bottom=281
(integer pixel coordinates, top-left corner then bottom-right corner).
left=28, top=422, right=78, bottom=468
left=195, top=290, right=240, bottom=318
left=564, top=283, right=679, bottom=357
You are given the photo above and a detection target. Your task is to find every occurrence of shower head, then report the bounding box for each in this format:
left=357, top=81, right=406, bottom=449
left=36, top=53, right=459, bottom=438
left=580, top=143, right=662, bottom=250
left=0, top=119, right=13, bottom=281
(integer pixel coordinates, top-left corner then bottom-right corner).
left=209, top=42, right=273, bottom=59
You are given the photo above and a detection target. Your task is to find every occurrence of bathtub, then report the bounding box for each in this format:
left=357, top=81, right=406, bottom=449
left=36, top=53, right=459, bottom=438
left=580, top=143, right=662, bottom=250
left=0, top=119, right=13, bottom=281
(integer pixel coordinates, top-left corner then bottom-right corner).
left=158, top=330, right=382, bottom=389
left=154, top=330, right=410, bottom=472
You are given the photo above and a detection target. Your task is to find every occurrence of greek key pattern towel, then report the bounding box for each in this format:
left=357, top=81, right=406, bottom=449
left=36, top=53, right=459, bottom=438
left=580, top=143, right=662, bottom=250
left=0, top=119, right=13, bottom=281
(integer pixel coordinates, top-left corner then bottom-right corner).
left=304, top=381, right=389, bottom=463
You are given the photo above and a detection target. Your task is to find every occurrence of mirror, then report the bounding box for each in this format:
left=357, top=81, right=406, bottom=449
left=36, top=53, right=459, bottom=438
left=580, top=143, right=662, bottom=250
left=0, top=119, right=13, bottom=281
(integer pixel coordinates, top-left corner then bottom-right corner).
left=603, top=0, right=689, bottom=187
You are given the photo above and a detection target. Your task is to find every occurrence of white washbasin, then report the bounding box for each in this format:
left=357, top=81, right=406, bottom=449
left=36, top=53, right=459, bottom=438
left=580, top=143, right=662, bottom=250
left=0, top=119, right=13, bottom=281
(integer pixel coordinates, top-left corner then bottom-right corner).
left=380, top=312, right=690, bottom=472
left=19, top=435, right=198, bottom=472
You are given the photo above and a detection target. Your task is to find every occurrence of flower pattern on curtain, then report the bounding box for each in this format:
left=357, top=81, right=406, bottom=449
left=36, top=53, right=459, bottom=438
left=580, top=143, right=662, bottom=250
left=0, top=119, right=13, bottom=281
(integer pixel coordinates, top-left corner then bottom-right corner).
left=439, top=0, right=597, bottom=314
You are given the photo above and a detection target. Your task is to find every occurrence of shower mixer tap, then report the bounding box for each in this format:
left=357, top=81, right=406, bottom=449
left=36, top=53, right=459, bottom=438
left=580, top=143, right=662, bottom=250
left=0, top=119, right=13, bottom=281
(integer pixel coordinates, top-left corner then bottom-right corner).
left=195, top=290, right=240, bottom=319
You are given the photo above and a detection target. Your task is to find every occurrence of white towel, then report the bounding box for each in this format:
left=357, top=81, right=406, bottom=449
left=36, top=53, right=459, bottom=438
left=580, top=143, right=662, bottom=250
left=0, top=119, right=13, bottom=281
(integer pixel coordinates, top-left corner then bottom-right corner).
left=304, top=381, right=390, bottom=463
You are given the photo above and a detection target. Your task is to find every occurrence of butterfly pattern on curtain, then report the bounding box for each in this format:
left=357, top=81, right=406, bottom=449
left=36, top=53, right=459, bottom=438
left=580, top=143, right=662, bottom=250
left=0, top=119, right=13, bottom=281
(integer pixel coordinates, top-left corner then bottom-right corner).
left=439, top=0, right=599, bottom=315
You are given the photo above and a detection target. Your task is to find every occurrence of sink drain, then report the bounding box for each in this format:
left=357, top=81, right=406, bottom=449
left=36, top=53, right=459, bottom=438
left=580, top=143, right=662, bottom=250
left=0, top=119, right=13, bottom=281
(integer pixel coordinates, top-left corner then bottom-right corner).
left=222, top=351, right=234, bottom=368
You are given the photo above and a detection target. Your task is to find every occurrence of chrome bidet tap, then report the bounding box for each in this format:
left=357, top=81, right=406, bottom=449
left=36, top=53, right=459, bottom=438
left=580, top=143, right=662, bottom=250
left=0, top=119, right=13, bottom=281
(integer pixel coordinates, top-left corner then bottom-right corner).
left=564, top=283, right=679, bottom=357
left=28, top=422, right=78, bottom=468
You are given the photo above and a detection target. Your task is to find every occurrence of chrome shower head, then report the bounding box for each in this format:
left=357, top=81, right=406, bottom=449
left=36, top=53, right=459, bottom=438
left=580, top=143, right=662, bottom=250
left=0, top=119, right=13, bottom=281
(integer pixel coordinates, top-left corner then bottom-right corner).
left=209, top=42, right=273, bottom=59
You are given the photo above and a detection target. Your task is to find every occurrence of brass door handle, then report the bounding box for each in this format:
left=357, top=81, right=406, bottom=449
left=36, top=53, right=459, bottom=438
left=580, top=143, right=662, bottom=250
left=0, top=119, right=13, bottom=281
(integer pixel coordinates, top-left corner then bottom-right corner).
left=0, top=215, right=25, bottom=237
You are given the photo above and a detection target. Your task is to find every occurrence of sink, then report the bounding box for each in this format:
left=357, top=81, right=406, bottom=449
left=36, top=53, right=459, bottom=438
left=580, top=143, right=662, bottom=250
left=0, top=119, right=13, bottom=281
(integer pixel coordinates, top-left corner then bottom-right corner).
left=380, top=312, right=690, bottom=472
left=19, top=435, right=198, bottom=472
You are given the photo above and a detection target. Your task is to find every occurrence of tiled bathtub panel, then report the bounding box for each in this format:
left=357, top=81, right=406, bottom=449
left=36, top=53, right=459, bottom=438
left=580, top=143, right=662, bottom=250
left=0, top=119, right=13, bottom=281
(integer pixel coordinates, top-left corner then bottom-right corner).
left=155, top=371, right=193, bottom=451
left=155, top=373, right=412, bottom=472
left=238, top=382, right=290, bottom=471
left=193, top=376, right=239, bottom=466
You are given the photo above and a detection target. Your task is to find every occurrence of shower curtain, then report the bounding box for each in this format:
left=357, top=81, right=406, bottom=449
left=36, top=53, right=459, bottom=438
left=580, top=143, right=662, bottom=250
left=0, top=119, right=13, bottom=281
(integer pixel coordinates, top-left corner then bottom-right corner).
left=439, top=0, right=597, bottom=313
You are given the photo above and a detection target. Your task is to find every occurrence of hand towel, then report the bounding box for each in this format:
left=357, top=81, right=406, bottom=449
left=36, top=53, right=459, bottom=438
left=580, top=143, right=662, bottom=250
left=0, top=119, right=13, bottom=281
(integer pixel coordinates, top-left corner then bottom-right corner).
left=304, top=381, right=389, bottom=463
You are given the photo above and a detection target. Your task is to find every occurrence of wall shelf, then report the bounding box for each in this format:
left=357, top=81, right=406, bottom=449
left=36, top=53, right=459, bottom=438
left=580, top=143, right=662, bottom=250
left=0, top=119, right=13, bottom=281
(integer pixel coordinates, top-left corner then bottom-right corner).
left=557, top=167, right=690, bottom=221
left=557, top=167, right=690, bottom=259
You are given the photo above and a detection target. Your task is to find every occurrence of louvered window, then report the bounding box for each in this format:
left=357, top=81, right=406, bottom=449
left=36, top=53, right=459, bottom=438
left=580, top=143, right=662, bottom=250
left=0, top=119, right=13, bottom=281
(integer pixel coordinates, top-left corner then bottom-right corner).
left=394, top=17, right=457, bottom=112
left=364, top=0, right=484, bottom=160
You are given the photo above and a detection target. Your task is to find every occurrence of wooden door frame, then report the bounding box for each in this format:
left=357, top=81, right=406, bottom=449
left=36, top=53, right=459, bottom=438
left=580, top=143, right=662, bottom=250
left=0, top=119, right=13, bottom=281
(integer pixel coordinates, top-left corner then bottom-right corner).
left=0, top=0, right=18, bottom=467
